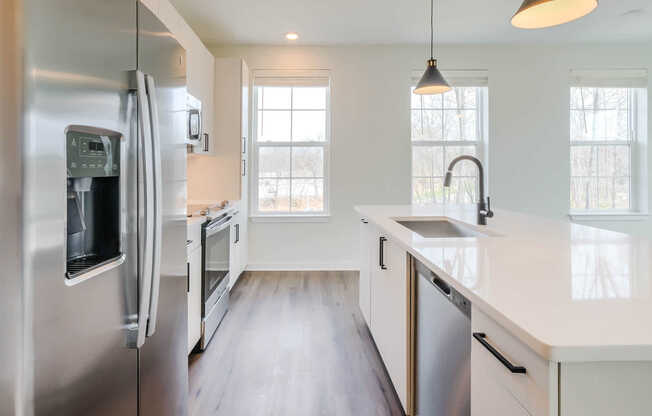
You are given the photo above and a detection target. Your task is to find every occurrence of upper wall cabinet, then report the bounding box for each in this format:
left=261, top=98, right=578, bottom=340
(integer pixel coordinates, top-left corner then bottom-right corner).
left=185, top=50, right=215, bottom=154
left=213, top=58, right=250, bottom=202
left=141, top=0, right=216, bottom=153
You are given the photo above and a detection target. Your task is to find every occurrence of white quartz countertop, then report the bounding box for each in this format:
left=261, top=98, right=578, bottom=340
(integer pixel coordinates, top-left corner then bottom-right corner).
left=355, top=204, right=652, bottom=362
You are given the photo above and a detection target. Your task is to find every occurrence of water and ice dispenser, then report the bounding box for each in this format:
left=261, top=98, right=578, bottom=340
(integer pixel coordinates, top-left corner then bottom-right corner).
left=66, top=129, right=122, bottom=279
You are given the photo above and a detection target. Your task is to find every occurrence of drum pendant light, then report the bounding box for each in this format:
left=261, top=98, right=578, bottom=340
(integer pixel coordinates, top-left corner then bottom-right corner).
left=511, top=0, right=598, bottom=29
left=414, top=0, right=451, bottom=95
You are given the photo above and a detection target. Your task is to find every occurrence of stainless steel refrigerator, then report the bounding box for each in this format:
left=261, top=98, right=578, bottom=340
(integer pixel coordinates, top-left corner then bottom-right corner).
left=1, top=0, right=188, bottom=414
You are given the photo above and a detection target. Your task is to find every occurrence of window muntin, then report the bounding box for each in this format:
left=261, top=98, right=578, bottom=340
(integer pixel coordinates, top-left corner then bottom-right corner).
left=253, top=84, right=329, bottom=215
left=411, top=86, right=486, bottom=205
left=570, top=87, right=635, bottom=211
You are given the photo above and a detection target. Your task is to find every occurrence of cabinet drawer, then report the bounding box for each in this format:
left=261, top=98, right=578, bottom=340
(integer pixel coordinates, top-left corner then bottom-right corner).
left=472, top=358, right=532, bottom=416
left=471, top=306, right=555, bottom=416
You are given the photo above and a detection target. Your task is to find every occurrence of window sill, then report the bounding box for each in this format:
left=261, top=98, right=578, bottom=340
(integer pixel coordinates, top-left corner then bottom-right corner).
left=568, top=212, right=650, bottom=222
left=250, top=215, right=331, bottom=223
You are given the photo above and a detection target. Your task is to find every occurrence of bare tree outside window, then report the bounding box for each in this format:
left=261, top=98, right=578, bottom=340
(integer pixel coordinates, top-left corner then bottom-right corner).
left=254, top=84, right=329, bottom=215
left=570, top=87, right=632, bottom=211
left=411, top=86, right=486, bottom=205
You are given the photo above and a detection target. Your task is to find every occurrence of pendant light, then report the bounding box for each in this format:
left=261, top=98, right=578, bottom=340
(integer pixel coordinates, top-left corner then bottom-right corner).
left=414, top=0, right=451, bottom=95
left=511, top=0, right=598, bottom=29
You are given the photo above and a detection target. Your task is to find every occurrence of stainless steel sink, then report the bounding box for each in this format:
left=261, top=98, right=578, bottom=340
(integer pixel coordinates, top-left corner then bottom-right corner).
left=395, top=219, right=489, bottom=238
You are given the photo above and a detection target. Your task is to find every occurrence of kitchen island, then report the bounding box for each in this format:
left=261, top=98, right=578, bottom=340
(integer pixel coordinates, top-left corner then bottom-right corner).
left=355, top=204, right=652, bottom=416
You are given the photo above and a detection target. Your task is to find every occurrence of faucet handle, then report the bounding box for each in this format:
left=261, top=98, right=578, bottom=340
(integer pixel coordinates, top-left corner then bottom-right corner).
left=485, top=197, right=494, bottom=218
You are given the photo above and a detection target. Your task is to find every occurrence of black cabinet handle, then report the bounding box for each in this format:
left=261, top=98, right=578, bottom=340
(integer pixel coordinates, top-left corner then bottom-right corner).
left=379, top=237, right=388, bottom=270
left=242, top=136, right=246, bottom=154
left=203, top=133, right=209, bottom=152
left=187, top=262, right=190, bottom=293
left=235, top=223, right=240, bottom=244
left=473, top=333, right=526, bottom=374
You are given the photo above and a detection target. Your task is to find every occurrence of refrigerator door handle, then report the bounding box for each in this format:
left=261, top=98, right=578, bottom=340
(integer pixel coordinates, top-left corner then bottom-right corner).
left=145, top=74, right=163, bottom=337
left=133, top=70, right=155, bottom=348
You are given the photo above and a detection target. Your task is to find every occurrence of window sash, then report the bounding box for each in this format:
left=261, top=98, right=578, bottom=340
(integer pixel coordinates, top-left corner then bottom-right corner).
left=410, top=86, right=487, bottom=205
left=252, top=83, right=330, bottom=216
left=569, top=86, right=641, bottom=212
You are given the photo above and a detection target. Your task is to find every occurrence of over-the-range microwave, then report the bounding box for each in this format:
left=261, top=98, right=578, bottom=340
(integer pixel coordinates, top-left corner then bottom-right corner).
left=187, top=93, right=208, bottom=152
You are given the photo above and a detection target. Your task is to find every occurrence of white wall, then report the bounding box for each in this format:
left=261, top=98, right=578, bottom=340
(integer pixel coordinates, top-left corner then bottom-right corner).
left=209, top=43, right=652, bottom=270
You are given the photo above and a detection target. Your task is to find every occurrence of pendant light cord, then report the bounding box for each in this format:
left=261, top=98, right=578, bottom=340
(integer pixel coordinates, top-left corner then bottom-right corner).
left=430, top=0, right=434, bottom=59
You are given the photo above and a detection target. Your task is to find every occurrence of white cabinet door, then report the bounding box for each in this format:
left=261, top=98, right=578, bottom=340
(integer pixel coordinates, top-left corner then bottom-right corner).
left=238, top=61, right=249, bottom=272
left=472, top=338, right=532, bottom=416
left=229, top=212, right=241, bottom=289
left=370, top=233, right=408, bottom=411
left=358, top=219, right=372, bottom=326
left=187, top=246, right=202, bottom=354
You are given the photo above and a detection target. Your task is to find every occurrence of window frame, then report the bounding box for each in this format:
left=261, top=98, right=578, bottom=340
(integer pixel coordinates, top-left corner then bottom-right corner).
left=410, top=81, right=489, bottom=206
left=569, top=86, right=647, bottom=215
left=250, top=74, right=332, bottom=220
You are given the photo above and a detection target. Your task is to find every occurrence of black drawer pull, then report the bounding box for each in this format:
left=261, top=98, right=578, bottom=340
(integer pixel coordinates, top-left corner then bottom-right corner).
left=473, top=332, right=526, bottom=374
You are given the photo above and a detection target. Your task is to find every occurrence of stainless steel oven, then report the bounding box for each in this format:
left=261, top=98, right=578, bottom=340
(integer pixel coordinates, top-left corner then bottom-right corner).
left=199, top=211, right=233, bottom=350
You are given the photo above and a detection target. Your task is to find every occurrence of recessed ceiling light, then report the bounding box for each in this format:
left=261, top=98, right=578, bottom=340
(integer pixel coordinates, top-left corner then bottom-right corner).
left=285, top=32, right=299, bottom=40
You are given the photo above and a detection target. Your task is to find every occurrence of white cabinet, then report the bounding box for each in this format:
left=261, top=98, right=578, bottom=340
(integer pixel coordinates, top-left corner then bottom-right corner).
left=229, top=209, right=245, bottom=289
left=213, top=58, right=250, bottom=201
left=371, top=232, right=408, bottom=411
left=214, top=58, right=249, bottom=283
left=187, top=244, right=202, bottom=354
left=358, top=219, right=372, bottom=326
left=471, top=306, right=555, bottom=416
left=148, top=0, right=216, bottom=152
left=360, top=222, right=409, bottom=412
left=472, top=364, right=531, bottom=416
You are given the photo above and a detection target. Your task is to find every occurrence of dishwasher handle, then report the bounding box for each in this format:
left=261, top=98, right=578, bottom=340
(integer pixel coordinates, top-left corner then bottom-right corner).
left=431, top=274, right=451, bottom=297
left=473, top=332, right=527, bottom=374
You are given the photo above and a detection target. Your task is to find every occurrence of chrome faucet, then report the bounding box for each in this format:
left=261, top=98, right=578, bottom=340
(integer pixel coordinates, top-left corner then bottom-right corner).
left=443, top=155, right=494, bottom=225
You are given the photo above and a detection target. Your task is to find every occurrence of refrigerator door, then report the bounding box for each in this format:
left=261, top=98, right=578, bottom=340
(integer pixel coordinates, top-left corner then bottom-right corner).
left=0, top=1, right=23, bottom=413
left=22, top=0, right=139, bottom=414
left=137, top=3, right=189, bottom=415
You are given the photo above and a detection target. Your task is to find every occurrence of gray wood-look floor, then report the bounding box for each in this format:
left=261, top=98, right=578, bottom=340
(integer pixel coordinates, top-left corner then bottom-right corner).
left=189, top=271, right=404, bottom=416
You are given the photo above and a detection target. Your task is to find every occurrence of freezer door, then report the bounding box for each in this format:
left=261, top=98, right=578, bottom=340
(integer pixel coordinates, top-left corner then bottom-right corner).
left=22, top=0, right=139, bottom=415
left=137, top=3, right=189, bottom=415
left=0, top=1, right=23, bottom=413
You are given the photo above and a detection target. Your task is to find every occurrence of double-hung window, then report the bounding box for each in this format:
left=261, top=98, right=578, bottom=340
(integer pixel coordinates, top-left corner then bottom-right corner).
left=411, top=71, right=488, bottom=205
left=251, top=70, right=331, bottom=218
left=569, top=69, right=648, bottom=214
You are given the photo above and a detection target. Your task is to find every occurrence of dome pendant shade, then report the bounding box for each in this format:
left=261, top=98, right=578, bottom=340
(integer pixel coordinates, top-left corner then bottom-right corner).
left=511, top=0, right=598, bottom=29
left=414, top=59, right=451, bottom=95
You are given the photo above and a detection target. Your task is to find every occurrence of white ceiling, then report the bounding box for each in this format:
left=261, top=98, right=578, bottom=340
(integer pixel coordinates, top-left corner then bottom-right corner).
left=168, top=0, right=652, bottom=46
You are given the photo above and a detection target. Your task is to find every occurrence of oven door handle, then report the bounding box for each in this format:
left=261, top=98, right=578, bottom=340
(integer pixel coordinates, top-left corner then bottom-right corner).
left=205, top=216, right=232, bottom=237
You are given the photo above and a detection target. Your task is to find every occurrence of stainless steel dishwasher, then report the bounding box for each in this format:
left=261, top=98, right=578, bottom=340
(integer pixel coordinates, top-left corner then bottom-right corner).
left=415, top=259, right=471, bottom=416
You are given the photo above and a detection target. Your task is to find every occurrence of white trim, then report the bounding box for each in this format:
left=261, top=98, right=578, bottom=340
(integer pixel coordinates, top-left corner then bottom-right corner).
left=245, top=262, right=358, bottom=271
left=570, top=69, right=648, bottom=88
left=569, top=212, right=649, bottom=222
left=253, top=68, right=331, bottom=87
left=250, top=214, right=330, bottom=223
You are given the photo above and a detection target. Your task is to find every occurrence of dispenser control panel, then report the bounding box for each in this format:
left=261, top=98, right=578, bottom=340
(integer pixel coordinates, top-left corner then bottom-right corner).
left=66, top=131, right=120, bottom=178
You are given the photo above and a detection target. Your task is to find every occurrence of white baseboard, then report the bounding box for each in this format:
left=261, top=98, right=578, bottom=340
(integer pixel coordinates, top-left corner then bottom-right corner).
left=245, top=262, right=359, bottom=272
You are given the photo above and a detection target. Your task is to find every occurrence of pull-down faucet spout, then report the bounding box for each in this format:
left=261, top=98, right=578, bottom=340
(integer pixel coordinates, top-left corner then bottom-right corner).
left=444, top=155, right=493, bottom=225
